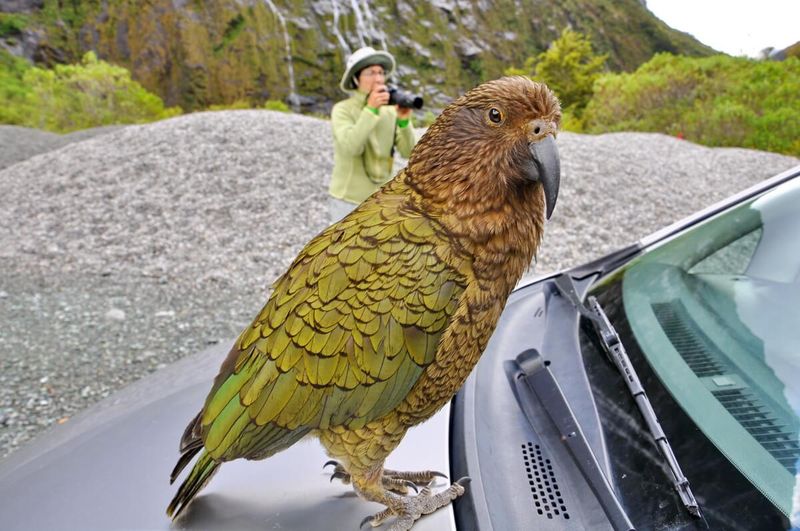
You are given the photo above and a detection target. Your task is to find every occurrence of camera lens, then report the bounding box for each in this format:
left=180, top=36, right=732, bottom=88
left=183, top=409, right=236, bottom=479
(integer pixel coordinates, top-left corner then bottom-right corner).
left=387, top=85, right=423, bottom=110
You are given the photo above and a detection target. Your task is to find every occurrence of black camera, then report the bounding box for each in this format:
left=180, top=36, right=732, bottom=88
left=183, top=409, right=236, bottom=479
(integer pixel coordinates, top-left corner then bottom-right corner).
left=386, top=85, right=423, bottom=110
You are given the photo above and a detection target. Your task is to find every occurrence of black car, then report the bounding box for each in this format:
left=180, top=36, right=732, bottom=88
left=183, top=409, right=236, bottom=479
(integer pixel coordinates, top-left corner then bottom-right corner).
left=1, top=165, right=799, bottom=530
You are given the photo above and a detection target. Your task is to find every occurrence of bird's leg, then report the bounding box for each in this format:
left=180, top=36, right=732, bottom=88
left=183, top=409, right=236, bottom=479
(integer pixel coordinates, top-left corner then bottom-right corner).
left=382, top=468, right=448, bottom=487
left=325, top=460, right=446, bottom=493
left=350, top=465, right=470, bottom=531
left=323, top=460, right=428, bottom=494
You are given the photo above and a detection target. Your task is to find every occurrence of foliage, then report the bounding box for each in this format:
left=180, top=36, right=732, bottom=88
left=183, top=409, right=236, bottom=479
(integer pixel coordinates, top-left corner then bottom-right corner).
left=264, top=99, right=290, bottom=113
left=584, top=53, right=800, bottom=156
left=0, top=51, right=181, bottom=132
left=38, top=0, right=101, bottom=57
left=212, top=14, right=246, bottom=55
left=0, top=49, right=34, bottom=125
left=783, top=42, right=800, bottom=59
left=208, top=99, right=253, bottom=111
left=0, top=13, right=28, bottom=37
left=507, top=28, right=607, bottom=124
left=559, top=110, right=585, bottom=133
left=418, top=110, right=438, bottom=128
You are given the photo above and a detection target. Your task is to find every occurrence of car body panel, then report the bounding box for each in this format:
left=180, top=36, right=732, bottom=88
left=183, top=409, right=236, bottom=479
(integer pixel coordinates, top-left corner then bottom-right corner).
left=452, top=275, right=623, bottom=530
left=0, top=343, right=455, bottom=531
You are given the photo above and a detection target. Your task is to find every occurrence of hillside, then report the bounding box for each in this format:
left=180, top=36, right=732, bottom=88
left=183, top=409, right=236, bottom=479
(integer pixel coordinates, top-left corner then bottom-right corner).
left=1, top=0, right=715, bottom=111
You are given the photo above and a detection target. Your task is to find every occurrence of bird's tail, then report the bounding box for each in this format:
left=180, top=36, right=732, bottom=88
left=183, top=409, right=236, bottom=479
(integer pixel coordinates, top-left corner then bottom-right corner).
left=166, top=449, right=220, bottom=520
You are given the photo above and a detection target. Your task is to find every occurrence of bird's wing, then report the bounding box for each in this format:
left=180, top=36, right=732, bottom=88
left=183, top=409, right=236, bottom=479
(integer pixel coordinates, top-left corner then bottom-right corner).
left=199, top=193, right=467, bottom=461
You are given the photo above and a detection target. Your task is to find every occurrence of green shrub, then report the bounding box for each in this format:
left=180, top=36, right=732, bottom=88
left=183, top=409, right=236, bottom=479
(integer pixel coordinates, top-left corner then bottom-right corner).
left=0, top=49, right=34, bottom=125
left=418, top=110, right=438, bottom=128
left=264, top=99, right=290, bottom=113
left=0, top=50, right=181, bottom=132
left=584, top=53, right=800, bottom=156
left=559, top=110, right=585, bottom=133
left=507, top=28, right=607, bottom=126
left=207, top=99, right=253, bottom=111
left=0, top=13, right=28, bottom=37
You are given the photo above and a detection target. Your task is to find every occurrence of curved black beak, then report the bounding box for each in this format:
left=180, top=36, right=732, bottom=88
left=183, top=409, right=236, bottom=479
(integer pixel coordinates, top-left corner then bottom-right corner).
left=525, top=136, right=560, bottom=219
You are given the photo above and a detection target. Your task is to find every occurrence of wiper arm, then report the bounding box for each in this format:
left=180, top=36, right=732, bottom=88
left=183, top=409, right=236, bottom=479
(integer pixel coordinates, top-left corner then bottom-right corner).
left=514, top=349, right=635, bottom=531
left=584, top=294, right=703, bottom=519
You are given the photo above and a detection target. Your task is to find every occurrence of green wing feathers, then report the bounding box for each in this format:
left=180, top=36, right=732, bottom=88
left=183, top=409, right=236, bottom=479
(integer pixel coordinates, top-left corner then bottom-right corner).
left=166, top=450, right=219, bottom=519
left=199, top=194, right=466, bottom=462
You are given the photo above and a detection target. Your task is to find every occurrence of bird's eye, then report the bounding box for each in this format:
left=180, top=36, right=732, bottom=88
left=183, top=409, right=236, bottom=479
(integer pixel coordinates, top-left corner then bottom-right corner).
left=488, top=108, right=503, bottom=124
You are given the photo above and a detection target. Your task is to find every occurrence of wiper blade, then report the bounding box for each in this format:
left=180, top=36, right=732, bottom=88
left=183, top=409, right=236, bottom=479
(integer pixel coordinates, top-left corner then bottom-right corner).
left=585, top=295, right=703, bottom=519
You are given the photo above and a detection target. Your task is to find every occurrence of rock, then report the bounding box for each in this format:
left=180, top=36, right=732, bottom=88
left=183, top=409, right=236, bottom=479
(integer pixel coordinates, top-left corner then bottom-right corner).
left=105, top=308, right=126, bottom=321
left=0, top=0, right=44, bottom=13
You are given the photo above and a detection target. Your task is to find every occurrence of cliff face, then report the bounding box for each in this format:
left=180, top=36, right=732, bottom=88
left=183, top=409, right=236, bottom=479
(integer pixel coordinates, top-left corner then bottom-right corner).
left=2, top=0, right=715, bottom=111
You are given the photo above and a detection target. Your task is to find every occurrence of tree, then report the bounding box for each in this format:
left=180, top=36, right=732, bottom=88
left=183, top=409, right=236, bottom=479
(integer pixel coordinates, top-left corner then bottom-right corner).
left=507, top=29, right=607, bottom=121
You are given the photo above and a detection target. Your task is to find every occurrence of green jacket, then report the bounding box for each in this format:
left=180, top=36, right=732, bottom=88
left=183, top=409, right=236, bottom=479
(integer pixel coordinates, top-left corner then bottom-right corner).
left=329, top=91, right=417, bottom=204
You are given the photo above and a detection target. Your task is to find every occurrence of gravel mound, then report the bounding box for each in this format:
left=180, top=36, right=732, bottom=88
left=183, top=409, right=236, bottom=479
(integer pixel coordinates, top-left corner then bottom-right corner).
left=0, top=125, right=125, bottom=171
left=0, top=110, right=798, bottom=459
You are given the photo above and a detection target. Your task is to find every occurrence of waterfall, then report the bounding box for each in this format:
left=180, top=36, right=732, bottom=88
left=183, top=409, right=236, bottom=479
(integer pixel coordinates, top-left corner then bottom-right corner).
left=261, top=0, right=298, bottom=111
left=348, top=0, right=368, bottom=48
left=330, top=0, right=352, bottom=56
left=359, top=0, right=387, bottom=50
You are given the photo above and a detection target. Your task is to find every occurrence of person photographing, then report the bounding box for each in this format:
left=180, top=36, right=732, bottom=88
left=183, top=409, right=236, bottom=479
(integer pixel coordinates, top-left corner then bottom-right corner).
left=328, top=47, right=418, bottom=222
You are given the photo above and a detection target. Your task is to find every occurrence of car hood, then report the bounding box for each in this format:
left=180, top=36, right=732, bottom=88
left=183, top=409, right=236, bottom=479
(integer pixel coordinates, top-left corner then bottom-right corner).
left=0, top=343, right=454, bottom=531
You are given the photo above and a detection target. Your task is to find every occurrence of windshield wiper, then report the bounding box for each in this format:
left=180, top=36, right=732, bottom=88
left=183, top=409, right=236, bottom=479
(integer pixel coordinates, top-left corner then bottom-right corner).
left=582, top=292, right=703, bottom=519
left=514, top=348, right=635, bottom=531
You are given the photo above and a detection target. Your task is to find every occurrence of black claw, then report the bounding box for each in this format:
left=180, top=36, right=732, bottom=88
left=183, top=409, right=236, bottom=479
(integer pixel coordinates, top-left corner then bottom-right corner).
left=455, top=476, right=472, bottom=487
left=406, top=480, right=419, bottom=494
left=331, top=471, right=347, bottom=480
left=432, top=471, right=447, bottom=479
left=323, top=460, right=339, bottom=470
left=359, top=515, right=374, bottom=529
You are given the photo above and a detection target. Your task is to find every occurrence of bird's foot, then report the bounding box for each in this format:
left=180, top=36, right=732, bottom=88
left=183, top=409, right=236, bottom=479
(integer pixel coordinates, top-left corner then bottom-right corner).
left=360, top=477, right=470, bottom=530
left=325, top=460, right=352, bottom=485
left=325, top=460, right=446, bottom=494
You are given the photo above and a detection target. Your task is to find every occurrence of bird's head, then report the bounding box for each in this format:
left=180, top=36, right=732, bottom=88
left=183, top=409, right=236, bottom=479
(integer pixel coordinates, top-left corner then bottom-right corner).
left=406, top=76, right=562, bottom=221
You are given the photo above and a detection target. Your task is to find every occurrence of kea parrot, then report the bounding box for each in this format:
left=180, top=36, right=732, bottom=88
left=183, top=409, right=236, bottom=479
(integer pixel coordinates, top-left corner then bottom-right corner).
left=167, top=76, right=561, bottom=530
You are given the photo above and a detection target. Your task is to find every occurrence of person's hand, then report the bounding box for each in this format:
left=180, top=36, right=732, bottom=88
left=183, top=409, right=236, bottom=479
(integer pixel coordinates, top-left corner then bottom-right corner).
left=367, top=83, right=390, bottom=109
left=396, top=106, right=412, bottom=119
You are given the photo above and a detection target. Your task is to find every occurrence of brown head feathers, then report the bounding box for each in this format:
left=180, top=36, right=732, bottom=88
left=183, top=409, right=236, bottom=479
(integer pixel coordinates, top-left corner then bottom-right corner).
left=405, top=76, right=560, bottom=206
left=403, top=77, right=561, bottom=279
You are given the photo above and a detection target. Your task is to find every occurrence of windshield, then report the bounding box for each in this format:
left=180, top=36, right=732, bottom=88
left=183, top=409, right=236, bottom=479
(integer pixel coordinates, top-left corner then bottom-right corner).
left=590, top=177, right=800, bottom=526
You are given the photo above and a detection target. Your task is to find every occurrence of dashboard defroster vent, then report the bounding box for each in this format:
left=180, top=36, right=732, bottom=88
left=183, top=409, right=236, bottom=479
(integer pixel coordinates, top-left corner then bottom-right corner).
left=652, top=301, right=725, bottom=377
left=712, top=388, right=800, bottom=473
left=653, top=301, right=800, bottom=474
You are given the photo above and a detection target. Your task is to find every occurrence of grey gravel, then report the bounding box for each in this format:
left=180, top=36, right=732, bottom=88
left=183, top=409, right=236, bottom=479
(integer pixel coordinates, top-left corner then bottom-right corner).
left=0, top=124, right=125, bottom=170
left=0, top=110, right=798, bottom=460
